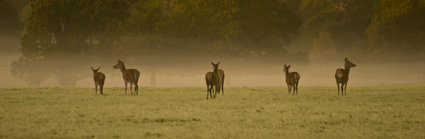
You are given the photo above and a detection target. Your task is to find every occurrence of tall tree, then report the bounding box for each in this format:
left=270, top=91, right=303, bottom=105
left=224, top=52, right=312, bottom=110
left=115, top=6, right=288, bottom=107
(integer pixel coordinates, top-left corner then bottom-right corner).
left=11, top=0, right=131, bottom=86
left=353, top=0, right=425, bottom=61
left=288, top=0, right=376, bottom=55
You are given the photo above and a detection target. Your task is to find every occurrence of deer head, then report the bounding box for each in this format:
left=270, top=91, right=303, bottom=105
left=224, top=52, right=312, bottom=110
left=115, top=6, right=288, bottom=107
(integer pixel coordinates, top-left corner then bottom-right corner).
left=283, top=64, right=291, bottom=73
left=345, top=58, right=356, bottom=68
left=113, top=59, right=124, bottom=69
left=211, top=61, right=220, bottom=71
left=91, top=67, right=100, bottom=73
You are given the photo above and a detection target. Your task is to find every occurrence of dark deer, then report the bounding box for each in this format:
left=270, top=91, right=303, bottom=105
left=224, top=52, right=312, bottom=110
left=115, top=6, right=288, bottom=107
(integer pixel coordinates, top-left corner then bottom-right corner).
left=335, top=58, right=356, bottom=96
left=113, top=60, right=140, bottom=95
left=216, top=62, right=225, bottom=95
left=205, top=62, right=220, bottom=99
left=283, top=64, right=300, bottom=95
left=91, top=67, right=105, bottom=95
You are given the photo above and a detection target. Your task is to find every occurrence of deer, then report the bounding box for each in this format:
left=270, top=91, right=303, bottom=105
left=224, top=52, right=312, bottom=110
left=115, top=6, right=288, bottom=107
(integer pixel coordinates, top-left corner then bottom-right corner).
left=283, top=64, right=300, bottom=95
left=113, top=60, right=140, bottom=96
left=205, top=62, right=220, bottom=99
left=91, top=67, right=105, bottom=95
left=216, top=62, right=225, bottom=95
left=335, top=57, right=356, bottom=96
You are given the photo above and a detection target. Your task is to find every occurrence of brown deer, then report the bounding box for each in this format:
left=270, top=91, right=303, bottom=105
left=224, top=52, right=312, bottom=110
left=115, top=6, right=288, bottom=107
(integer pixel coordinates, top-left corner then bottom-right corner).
left=113, top=60, right=140, bottom=95
left=205, top=62, right=220, bottom=99
left=335, top=58, right=356, bottom=96
left=283, top=64, right=300, bottom=95
left=91, top=67, right=105, bottom=95
left=216, top=61, right=225, bottom=95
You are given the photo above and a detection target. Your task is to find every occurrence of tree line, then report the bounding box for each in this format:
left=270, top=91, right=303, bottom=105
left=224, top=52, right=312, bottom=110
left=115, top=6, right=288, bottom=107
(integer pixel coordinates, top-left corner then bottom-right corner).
left=3, top=0, right=424, bottom=86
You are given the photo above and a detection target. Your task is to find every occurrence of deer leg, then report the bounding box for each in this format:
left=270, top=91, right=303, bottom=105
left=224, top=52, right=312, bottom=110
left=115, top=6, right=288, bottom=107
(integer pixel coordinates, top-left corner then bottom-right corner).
left=216, top=86, right=219, bottom=97
left=130, top=83, right=133, bottom=95
left=222, top=80, right=224, bottom=95
left=209, top=86, right=213, bottom=99
left=287, top=84, right=291, bottom=94
left=100, top=84, right=103, bottom=95
left=217, top=84, right=221, bottom=95
left=343, top=83, right=347, bottom=96
left=337, top=83, right=340, bottom=96
left=135, top=84, right=138, bottom=95
left=124, top=81, right=128, bottom=95
left=217, top=85, right=220, bottom=96
left=213, top=85, right=217, bottom=98
left=95, top=84, right=97, bottom=95
left=291, top=83, right=295, bottom=95
left=295, top=83, right=299, bottom=95
left=206, top=85, right=209, bottom=99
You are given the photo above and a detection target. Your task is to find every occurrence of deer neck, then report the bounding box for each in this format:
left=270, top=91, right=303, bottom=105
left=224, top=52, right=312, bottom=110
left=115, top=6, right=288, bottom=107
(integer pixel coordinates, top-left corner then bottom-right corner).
left=119, top=65, right=127, bottom=73
left=285, top=70, right=290, bottom=77
left=213, top=68, right=218, bottom=73
left=344, top=66, right=351, bottom=75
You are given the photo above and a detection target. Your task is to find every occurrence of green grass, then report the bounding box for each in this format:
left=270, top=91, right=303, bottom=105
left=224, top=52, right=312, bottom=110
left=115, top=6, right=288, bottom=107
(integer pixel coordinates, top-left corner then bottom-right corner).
left=1, top=86, right=424, bottom=138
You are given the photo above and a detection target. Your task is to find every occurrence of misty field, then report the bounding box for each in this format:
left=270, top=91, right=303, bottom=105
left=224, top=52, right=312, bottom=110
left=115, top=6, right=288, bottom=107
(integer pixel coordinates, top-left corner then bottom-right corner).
left=0, top=86, right=424, bottom=138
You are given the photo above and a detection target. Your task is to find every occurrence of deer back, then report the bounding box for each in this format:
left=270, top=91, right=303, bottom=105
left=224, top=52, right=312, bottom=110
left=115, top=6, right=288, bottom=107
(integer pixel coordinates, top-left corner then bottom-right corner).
left=94, top=72, right=105, bottom=84
left=123, top=69, right=140, bottom=83
left=217, top=69, right=224, bottom=83
left=286, top=72, right=300, bottom=84
left=205, top=71, right=219, bottom=85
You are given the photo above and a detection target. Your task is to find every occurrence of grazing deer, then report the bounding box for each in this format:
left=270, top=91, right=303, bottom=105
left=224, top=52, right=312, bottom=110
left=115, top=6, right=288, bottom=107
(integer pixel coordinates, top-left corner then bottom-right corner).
left=113, top=60, right=140, bottom=96
left=205, top=62, right=220, bottom=99
left=335, top=57, right=356, bottom=96
left=283, top=64, right=300, bottom=95
left=91, top=67, right=105, bottom=95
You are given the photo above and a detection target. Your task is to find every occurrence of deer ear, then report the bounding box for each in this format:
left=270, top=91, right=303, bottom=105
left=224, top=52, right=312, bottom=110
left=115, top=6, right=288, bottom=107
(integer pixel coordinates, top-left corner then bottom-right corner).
left=211, top=62, right=214, bottom=65
left=218, top=61, right=220, bottom=65
left=91, top=67, right=94, bottom=71
left=96, top=67, right=101, bottom=71
left=345, top=57, right=348, bottom=61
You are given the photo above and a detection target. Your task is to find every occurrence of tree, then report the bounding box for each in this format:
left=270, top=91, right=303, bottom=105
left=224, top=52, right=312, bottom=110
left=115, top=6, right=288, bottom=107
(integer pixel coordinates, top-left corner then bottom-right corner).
left=288, top=0, right=376, bottom=57
left=126, top=0, right=301, bottom=58
left=309, top=31, right=338, bottom=62
left=0, top=0, right=23, bottom=36
left=11, top=0, right=131, bottom=86
left=353, top=0, right=425, bottom=62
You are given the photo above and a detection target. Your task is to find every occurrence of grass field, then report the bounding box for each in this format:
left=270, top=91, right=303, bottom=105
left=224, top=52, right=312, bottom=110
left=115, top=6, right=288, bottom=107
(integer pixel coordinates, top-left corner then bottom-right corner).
left=0, top=86, right=424, bottom=138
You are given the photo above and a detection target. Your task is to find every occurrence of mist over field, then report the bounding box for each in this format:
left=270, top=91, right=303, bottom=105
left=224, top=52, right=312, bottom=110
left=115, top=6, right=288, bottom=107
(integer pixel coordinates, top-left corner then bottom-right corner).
left=1, top=50, right=424, bottom=88
left=0, top=36, right=424, bottom=87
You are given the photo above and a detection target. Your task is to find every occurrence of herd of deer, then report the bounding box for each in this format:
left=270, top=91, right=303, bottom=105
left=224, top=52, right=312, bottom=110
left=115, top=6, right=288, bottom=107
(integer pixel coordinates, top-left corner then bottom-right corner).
left=91, top=58, right=356, bottom=98
left=91, top=60, right=140, bottom=96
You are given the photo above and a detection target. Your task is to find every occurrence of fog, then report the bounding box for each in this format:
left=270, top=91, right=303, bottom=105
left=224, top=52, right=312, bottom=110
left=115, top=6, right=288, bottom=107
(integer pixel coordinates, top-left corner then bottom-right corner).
left=1, top=37, right=424, bottom=88
left=1, top=59, right=424, bottom=88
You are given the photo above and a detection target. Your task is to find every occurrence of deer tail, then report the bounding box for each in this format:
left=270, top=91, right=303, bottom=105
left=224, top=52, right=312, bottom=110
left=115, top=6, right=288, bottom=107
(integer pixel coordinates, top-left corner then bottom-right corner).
left=205, top=75, right=207, bottom=84
left=134, top=71, right=140, bottom=84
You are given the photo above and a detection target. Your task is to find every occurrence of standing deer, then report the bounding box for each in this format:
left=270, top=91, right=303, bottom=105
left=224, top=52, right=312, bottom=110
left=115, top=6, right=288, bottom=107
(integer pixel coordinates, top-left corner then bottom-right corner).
left=216, top=62, right=225, bottom=95
left=91, top=67, right=105, bottom=95
left=113, top=60, right=140, bottom=96
left=283, top=64, right=300, bottom=95
left=335, top=57, right=356, bottom=96
left=205, top=62, right=220, bottom=99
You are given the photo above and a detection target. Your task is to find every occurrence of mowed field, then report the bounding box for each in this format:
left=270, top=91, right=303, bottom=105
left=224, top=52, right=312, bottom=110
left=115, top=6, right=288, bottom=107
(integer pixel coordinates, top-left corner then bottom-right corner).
left=0, top=86, right=424, bottom=138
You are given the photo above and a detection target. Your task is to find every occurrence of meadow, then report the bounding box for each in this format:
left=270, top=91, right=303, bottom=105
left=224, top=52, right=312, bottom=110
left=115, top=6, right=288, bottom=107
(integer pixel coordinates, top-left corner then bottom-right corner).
left=0, top=86, right=424, bottom=138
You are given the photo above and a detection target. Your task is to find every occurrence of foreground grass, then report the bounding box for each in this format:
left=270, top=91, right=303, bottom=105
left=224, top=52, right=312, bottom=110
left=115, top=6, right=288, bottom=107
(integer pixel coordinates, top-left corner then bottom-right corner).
left=0, top=86, right=424, bottom=138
